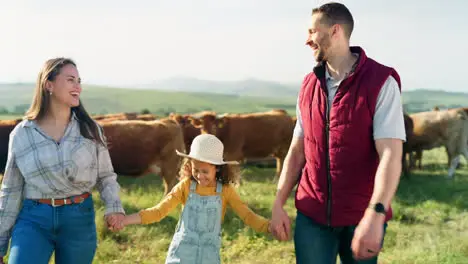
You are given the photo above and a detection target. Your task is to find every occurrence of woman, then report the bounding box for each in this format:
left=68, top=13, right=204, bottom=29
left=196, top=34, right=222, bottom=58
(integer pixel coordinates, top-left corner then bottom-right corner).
left=0, top=58, right=125, bottom=264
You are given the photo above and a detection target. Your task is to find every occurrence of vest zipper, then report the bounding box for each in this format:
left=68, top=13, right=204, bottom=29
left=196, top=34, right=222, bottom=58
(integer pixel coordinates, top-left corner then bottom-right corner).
left=325, top=96, right=332, bottom=226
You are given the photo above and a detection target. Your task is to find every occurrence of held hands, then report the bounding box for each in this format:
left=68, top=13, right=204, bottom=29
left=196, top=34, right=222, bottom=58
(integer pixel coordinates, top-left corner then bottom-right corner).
left=105, top=213, right=125, bottom=232
left=270, top=201, right=291, bottom=241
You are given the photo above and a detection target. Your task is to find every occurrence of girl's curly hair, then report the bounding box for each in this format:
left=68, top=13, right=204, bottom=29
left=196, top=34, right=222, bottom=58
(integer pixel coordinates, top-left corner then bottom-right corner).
left=178, top=157, right=241, bottom=186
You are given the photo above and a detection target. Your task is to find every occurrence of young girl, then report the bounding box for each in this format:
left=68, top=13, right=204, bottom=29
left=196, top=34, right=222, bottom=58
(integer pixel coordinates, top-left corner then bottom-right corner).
left=114, top=133, right=272, bottom=264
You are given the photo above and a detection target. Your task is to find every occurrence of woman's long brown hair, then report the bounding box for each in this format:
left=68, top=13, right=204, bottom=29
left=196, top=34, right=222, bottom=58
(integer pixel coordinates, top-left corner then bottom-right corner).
left=24, top=57, right=106, bottom=146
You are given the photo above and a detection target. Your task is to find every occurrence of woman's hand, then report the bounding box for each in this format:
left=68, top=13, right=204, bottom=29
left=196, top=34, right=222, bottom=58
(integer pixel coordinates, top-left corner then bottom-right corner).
left=105, top=213, right=125, bottom=232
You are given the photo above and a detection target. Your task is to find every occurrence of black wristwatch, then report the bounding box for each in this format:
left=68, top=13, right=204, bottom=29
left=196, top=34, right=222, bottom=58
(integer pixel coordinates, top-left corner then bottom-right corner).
left=368, top=203, right=386, bottom=215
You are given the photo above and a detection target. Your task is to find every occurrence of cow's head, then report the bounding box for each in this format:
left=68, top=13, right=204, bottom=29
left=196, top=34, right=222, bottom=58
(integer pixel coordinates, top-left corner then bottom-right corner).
left=169, top=113, right=187, bottom=125
left=172, top=114, right=202, bottom=130
left=168, top=113, right=201, bottom=150
left=189, top=112, right=227, bottom=135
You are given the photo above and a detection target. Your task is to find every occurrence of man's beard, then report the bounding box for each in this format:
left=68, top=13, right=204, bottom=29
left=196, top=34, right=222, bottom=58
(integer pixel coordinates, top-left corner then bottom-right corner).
left=314, top=35, right=331, bottom=63
left=316, top=49, right=326, bottom=62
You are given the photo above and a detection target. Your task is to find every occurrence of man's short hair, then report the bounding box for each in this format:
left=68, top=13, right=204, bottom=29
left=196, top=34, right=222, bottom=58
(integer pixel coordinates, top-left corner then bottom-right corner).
left=312, top=2, right=354, bottom=39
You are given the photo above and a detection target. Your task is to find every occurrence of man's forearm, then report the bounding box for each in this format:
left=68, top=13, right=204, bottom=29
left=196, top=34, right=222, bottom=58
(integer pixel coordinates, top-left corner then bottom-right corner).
left=370, top=139, right=403, bottom=210
left=275, top=138, right=306, bottom=206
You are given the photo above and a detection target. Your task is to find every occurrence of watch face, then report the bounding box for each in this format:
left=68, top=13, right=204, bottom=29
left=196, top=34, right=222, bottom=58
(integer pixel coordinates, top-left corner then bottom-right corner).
left=375, top=203, right=385, bottom=213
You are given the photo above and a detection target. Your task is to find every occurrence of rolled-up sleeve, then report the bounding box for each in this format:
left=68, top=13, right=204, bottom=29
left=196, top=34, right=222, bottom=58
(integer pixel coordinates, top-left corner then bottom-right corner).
left=95, top=140, right=125, bottom=216
left=373, top=76, right=406, bottom=142
left=293, top=97, right=304, bottom=138
left=0, top=133, right=24, bottom=256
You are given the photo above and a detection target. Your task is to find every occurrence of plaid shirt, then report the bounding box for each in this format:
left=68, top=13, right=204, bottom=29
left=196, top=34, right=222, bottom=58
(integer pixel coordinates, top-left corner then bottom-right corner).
left=0, top=113, right=125, bottom=256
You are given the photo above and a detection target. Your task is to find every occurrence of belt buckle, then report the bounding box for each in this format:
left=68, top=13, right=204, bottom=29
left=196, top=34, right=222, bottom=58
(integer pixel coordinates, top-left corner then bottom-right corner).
left=51, top=198, right=67, bottom=207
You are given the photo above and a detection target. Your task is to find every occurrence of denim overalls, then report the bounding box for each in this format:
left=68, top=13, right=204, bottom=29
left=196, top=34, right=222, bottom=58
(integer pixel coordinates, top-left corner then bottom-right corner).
left=166, top=180, right=223, bottom=264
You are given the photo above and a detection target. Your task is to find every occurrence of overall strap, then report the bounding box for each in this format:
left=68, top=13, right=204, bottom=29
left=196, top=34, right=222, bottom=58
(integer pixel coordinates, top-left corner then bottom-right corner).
left=189, top=180, right=197, bottom=192
left=216, top=182, right=223, bottom=194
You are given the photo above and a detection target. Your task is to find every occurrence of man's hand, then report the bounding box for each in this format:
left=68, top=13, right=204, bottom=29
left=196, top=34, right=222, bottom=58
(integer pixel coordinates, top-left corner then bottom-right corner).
left=0, top=256, right=4, bottom=264
left=351, top=209, right=385, bottom=260
left=270, top=137, right=305, bottom=242
left=105, top=213, right=125, bottom=232
left=350, top=138, right=402, bottom=260
left=270, top=201, right=291, bottom=241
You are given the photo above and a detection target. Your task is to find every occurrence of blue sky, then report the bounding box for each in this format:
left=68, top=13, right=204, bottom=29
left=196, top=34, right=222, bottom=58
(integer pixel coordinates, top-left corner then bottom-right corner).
left=0, top=0, right=466, bottom=91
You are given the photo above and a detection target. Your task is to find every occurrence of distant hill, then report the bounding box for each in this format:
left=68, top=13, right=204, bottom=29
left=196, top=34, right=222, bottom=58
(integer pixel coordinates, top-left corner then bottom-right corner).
left=0, top=83, right=296, bottom=116
left=0, top=81, right=466, bottom=118
left=402, top=89, right=468, bottom=113
left=136, top=77, right=468, bottom=113
left=138, top=77, right=300, bottom=98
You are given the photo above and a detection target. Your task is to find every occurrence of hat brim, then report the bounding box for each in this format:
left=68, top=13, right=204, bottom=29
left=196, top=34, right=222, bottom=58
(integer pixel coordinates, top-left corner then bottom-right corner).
left=176, top=150, right=239, bottom=165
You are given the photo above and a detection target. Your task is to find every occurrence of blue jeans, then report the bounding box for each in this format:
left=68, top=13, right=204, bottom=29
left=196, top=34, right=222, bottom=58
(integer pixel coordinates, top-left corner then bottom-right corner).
left=294, top=211, right=387, bottom=264
left=7, top=196, right=97, bottom=264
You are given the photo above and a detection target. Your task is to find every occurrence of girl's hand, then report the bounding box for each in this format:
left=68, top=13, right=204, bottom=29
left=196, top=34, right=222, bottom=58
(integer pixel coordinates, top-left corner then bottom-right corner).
left=120, top=213, right=143, bottom=226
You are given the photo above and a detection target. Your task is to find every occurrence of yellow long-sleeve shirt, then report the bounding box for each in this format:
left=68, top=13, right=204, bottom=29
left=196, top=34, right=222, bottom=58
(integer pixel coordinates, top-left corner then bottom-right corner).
left=139, top=177, right=270, bottom=233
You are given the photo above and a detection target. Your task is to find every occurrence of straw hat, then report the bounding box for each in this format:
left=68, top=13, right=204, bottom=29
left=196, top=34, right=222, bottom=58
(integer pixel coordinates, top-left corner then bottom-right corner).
left=176, top=134, right=239, bottom=165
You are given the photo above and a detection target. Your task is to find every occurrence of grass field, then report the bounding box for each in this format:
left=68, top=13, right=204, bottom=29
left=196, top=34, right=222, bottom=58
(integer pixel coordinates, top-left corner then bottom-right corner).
left=1, top=147, right=467, bottom=263
left=0, top=114, right=22, bottom=120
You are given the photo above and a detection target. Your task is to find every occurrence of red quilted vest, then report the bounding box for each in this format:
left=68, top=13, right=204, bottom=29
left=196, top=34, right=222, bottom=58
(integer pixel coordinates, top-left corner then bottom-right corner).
left=296, top=46, right=401, bottom=226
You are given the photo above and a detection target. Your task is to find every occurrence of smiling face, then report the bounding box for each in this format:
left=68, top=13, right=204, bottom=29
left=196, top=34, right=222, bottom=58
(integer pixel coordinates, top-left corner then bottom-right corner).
left=46, top=63, right=82, bottom=108
left=191, top=159, right=217, bottom=187
left=306, top=13, right=334, bottom=62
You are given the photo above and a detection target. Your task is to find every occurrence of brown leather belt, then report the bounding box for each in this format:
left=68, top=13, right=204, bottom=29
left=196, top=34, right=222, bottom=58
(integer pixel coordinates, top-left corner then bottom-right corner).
left=36, top=192, right=91, bottom=207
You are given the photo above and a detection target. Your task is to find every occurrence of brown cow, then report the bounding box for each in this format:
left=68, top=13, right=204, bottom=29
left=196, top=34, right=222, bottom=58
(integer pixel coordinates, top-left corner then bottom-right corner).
left=402, top=113, right=414, bottom=178
left=92, top=112, right=138, bottom=121
left=0, top=119, right=22, bottom=172
left=94, top=113, right=158, bottom=123
left=168, top=113, right=201, bottom=151
left=410, top=107, right=468, bottom=169
left=410, top=106, right=440, bottom=169
left=100, top=118, right=186, bottom=195
left=136, top=114, right=158, bottom=121
left=188, top=109, right=295, bottom=180
left=407, top=108, right=468, bottom=179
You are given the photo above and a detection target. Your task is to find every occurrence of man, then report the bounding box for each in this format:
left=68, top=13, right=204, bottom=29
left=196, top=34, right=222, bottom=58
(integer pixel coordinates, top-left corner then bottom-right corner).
left=270, top=2, right=406, bottom=264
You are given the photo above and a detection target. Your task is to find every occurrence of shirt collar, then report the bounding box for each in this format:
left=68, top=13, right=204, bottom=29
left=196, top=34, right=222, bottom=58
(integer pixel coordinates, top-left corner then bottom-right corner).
left=325, top=52, right=360, bottom=82
left=24, top=111, right=79, bottom=128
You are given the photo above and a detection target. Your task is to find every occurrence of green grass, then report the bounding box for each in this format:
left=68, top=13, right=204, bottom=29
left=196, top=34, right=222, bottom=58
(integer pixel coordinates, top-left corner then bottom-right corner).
left=1, top=147, right=467, bottom=263
left=0, top=114, right=22, bottom=120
